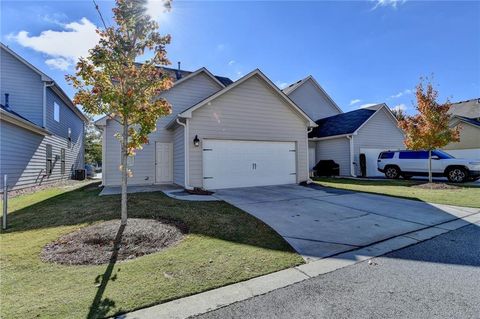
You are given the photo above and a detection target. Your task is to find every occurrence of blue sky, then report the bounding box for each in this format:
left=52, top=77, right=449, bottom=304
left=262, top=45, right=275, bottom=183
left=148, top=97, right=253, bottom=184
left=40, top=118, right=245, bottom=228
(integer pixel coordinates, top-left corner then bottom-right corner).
left=1, top=0, right=479, bottom=115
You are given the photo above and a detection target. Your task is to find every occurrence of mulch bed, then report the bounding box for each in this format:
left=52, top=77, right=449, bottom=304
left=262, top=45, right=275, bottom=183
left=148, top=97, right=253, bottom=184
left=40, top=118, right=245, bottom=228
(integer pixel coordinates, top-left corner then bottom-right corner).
left=412, top=182, right=460, bottom=190
left=186, top=187, right=214, bottom=195
left=41, top=218, right=188, bottom=265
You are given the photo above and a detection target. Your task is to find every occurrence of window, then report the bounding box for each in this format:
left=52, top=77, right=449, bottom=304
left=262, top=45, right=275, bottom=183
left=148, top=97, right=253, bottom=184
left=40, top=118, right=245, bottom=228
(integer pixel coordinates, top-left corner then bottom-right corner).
left=46, top=144, right=53, bottom=175
left=433, top=150, right=455, bottom=159
left=399, top=151, right=429, bottom=159
left=61, top=148, right=66, bottom=175
left=379, top=152, right=394, bottom=159
left=54, top=102, right=60, bottom=122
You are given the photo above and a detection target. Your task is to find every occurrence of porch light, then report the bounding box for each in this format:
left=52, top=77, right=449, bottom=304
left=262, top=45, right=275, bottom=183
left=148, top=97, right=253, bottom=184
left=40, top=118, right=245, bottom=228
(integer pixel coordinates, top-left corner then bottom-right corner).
left=193, top=135, right=200, bottom=147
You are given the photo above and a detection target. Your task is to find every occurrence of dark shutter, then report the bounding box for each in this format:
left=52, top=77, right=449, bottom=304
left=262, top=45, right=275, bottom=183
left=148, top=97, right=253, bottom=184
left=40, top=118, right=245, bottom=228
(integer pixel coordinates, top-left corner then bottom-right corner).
left=46, top=144, right=53, bottom=175
left=61, top=148, right=65, bottom=175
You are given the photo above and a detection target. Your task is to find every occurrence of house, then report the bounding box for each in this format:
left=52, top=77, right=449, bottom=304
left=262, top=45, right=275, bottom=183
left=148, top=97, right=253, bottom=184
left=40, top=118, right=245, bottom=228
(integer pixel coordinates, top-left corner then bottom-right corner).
left=96, top=68, right=316, bottom=189
left=0, top=43, right=88, bottom=191
left=97, top=64, right=407, bottom=189
left=284, top=77, right=405, bottom=178
left=443, top=98, right=480, bottom=159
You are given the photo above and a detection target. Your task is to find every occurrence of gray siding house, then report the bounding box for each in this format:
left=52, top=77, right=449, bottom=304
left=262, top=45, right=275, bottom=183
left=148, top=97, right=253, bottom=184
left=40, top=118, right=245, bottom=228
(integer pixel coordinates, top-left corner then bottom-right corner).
left=0, top=43, right=88, bottom=191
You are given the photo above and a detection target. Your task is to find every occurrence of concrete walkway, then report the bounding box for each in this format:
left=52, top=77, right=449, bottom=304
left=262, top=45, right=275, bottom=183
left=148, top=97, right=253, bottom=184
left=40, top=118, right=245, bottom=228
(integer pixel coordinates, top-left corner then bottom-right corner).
left=213, top=184, right=479, bottom=261
left=99, top=184, right=220, bottom=201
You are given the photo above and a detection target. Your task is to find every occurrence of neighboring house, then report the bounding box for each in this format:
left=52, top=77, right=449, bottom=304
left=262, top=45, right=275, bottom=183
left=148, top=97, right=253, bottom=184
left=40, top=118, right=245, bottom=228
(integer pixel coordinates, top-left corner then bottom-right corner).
left=284, top=77, right=405, bottom=178
left=0, top=43, right=88, bottom=191
left=96, top=68, right=316, bottom=189
left=443, top=98, right=480, bottom=159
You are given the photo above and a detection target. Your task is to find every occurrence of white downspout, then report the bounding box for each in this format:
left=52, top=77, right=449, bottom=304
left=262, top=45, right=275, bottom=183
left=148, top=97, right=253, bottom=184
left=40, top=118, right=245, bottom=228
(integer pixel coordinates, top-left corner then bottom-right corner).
left=42, top=81, right=54, bottom=128
left=176, top=118, right=193, bottom=189
left=306, top=127, right=314, bottom=183
left=347, top=135, right=356, bottom=177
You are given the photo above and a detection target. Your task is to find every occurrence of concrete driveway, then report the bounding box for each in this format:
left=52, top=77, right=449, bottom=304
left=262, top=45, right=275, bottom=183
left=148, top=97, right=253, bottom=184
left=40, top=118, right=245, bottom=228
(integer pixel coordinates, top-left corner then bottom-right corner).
left=214, top=184, right=479, bottom=261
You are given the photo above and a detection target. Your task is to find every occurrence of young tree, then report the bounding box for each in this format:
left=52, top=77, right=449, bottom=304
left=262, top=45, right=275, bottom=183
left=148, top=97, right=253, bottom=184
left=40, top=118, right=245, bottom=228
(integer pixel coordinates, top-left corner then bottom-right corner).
left=67, top=0, right=173, bottom=224
left=398, top=78, right=459, bottom=183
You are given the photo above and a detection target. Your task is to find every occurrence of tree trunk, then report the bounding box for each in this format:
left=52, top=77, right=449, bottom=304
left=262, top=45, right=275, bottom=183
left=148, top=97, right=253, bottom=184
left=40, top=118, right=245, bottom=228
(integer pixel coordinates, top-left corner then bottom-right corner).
left=121, top=122, right=128, bottom=225
left=428, top=149, right=433, bottom=183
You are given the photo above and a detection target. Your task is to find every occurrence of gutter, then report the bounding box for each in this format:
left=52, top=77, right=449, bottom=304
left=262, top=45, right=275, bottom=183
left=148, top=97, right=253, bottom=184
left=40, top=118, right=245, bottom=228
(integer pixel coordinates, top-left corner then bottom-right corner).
left=176, top=117, right=193, bottom=190
left=42, top=81, right=55, bottom=128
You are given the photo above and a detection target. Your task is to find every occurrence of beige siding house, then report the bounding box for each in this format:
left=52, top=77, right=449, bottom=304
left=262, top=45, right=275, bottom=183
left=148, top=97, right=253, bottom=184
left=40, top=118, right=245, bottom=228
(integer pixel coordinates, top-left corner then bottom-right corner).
left=283, top=76, right=405, bottom=178
left=98, top=67, right=409, bottom=189
left=96, top=68, right=316, bottom=189
left=444, top=98, right=480, bottom=159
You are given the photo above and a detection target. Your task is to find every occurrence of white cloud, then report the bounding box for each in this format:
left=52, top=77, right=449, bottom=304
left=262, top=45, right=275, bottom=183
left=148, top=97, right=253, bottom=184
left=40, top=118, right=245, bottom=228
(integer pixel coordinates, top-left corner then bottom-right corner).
left=392, top=103, right=407, bottom=112
left=45, top=58, right=71, bottom=71
left=228, top=60, right=235, bottom=66
left=390, top=89, right=412, bottom=99
left=275, top=81, right=289, bottom=89
left=146, top=0, right=171, bottom=23
left=350, top=99, right=361, bottom=106
left=359, top=103, right=378, bottom=109
left=372, top=0, right=406, bottom=10
left=9, top=17, right=100, bottom=70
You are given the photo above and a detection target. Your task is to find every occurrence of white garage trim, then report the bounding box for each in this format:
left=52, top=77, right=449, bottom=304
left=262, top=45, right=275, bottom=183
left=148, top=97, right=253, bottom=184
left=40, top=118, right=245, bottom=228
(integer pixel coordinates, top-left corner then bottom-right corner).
left=202, top=139, right=297, bottom=189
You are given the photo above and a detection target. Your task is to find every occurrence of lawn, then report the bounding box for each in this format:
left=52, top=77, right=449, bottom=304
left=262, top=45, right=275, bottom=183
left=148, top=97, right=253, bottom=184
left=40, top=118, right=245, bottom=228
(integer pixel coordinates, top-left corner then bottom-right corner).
left=0, top=182, right=303, bottom=319
left=313, top=177, right=480, bottom=208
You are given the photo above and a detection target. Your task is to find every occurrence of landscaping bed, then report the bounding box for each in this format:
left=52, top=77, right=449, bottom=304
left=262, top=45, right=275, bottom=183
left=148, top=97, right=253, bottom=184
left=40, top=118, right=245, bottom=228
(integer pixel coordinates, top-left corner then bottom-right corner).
left=41, top=218, right=187, bottom=265
left=0, top=182, right=302, bottom=318
left=313, top=177, right=480, bottom=208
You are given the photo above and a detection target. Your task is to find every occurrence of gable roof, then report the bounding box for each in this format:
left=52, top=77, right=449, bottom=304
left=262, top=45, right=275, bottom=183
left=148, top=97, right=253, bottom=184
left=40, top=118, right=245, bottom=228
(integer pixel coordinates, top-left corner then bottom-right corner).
left=1, top=43, right=88, bottom=122
left=309, top=108, right=375, bottom=138
left=170, top=67, right=228, bottom=89
left=176, top=69, right=317, bottom=127
left=282, top=76, right=343, bottom=114
left=448, top=98, right=480, bottom=119
left=452, top=115, right=480, bottom=129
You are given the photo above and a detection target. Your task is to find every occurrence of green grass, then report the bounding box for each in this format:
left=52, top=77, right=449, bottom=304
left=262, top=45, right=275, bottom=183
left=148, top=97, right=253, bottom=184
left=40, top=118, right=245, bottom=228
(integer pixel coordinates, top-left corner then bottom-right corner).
left=313, top=178, right=480, bottom=208
left=0, top=182, right=303, bottom=319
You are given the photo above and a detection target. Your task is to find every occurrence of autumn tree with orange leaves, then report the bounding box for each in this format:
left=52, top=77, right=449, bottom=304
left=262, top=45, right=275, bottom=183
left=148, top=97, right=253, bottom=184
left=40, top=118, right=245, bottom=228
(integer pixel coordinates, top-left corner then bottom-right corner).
left=67, top=0, right=173, bottom=224
left=398, top=78, right=459, bottom=183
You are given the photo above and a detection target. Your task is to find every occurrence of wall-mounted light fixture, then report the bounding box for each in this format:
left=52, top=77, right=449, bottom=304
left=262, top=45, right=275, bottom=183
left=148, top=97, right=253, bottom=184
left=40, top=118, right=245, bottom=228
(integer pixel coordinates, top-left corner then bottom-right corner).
left=193, top=135, right=200, bottom=147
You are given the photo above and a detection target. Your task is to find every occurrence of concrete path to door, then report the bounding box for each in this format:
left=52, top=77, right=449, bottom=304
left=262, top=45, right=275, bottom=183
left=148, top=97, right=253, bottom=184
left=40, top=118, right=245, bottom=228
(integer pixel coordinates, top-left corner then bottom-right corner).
left=214, top=184, right=479, bottom=261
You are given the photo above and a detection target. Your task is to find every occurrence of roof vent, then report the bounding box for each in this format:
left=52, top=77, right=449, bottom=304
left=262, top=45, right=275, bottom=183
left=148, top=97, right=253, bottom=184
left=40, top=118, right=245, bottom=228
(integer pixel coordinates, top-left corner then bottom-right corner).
left=175, top=61, right=181, bottom=80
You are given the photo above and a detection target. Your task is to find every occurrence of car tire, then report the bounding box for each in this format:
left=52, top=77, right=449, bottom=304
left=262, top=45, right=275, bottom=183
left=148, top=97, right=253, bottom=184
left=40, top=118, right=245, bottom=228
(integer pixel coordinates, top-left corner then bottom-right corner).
left=447, top=167, right=468, bottom=183
left=385, top=166, right=400, bottom=179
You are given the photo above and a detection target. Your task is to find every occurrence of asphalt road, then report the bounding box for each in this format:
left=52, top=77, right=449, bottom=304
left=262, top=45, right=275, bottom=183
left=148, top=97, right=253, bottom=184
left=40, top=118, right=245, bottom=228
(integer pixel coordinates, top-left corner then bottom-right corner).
left=196, top=224, right=480, bottom=319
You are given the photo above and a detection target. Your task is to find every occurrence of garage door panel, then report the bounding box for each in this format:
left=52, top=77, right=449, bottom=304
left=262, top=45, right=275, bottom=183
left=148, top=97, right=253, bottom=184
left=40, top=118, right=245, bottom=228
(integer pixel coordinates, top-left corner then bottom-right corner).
left=203, top=140, right=296, bottom=189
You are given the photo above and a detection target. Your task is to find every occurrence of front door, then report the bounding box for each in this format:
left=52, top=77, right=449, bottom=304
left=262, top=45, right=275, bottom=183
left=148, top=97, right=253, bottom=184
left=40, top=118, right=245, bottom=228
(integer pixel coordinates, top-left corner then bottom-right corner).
left=155, top=142, right=173, bottom=183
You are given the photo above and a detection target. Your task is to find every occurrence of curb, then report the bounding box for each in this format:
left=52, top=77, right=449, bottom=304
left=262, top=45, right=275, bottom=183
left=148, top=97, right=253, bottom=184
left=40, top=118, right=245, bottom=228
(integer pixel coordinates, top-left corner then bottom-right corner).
left=120, top=212, right=480, bottom=319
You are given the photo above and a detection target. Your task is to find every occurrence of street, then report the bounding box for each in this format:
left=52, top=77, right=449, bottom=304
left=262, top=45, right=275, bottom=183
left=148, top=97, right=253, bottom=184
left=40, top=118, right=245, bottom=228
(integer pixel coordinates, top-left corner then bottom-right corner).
left=197, top=224, right=480, bottom=319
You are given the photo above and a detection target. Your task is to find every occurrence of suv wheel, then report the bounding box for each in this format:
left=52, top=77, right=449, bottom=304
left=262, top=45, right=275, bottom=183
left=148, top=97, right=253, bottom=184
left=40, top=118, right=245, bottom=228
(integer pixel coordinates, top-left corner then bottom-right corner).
left=385, top=166, right=400, bottom=179
left=447, top=167, right=467, bottom=183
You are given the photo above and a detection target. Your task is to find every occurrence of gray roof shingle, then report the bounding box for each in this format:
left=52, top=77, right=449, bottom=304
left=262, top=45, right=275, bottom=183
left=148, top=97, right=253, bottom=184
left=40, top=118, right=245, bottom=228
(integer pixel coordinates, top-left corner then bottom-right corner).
left=309, top=109, right=376, bottom=138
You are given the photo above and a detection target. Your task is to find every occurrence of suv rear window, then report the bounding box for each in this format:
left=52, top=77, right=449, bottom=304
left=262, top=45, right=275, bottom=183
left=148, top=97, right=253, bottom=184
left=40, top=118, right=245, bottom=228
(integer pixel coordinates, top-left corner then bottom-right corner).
left=379, top=152, right=394, bottom=159
left=399, top=151, right=429, bottom=159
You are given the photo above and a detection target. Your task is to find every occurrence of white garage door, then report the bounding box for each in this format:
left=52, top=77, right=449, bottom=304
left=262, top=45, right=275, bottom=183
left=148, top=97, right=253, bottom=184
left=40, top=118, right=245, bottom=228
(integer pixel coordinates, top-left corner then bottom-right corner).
left=203, top=140, right=297, bottom=189
left=360, top=148, right=398, bottom=177
left=442, top=149, right=480, bottom=160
